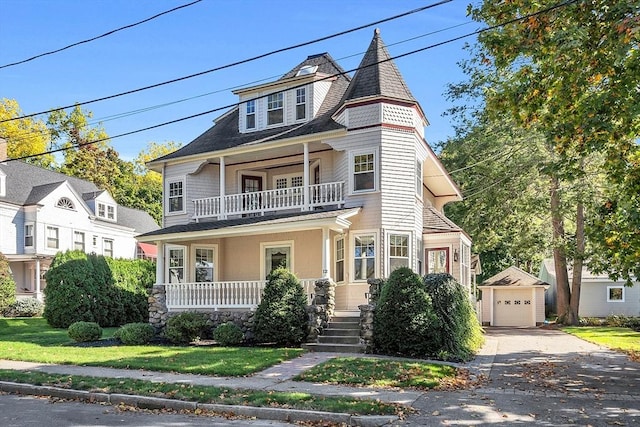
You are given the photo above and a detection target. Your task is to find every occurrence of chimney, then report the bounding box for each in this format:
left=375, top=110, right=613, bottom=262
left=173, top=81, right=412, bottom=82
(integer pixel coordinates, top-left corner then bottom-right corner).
left=0, top=138, right=7, bottom=162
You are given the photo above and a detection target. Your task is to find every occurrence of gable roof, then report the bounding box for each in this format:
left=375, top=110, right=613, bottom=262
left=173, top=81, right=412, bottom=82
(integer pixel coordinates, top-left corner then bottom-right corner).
left=0, top=160, right=158, bottom=233
left=480, top=266, right=549, bottom=287
left=342, top=28, right=416, bottom=103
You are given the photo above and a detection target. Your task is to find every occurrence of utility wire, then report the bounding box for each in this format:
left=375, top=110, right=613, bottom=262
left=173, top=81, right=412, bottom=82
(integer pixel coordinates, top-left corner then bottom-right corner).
left=0, top=0, right=452, bottom=124
left=0, top=1, right=203, bottom=70
left=6, top=0, right=577, bottom=162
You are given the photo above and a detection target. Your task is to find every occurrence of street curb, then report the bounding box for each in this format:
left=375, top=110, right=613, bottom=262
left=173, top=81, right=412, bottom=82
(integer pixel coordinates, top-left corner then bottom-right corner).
left=0, top=381, right=398, bottom=426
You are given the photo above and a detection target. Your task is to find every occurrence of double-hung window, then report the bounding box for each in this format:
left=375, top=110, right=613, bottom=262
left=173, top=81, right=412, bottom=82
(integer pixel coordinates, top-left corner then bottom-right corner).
left=103, top=239, right=113, bottom=258
left=168, top=180, right=184, bottom=213
left=352, top=150, right=376, bottom=193
left=46, top=226, right=59, bottom=249
left=24, top=224, right=34, bottom=247
left=267, top=92, right=284, bottom=125
left=168, top=247, right=185, bottom=283
left=354, top=234, right=376, bottom=280
left=335, top=237, right=344, bottom=282
left=74, top=231, right=85, bottom=251
left=246, top=100, right=256, bottom=129
left=389, top=234, right=409, bottom=271
left=295, top=88, right=306, bottom=120
left=194, top=248, right=215, bottom=282
left=426, top=248, right=449, bottom=274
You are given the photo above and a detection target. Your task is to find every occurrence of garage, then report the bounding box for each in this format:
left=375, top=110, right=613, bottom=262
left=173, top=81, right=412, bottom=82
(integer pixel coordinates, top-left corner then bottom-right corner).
left=479, top=266, right=549, bottom=327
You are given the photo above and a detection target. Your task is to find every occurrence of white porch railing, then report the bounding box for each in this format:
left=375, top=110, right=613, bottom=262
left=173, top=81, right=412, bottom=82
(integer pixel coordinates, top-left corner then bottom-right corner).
left=165, top=279, right=317, bottom=310
left=193, top=181, right=344, bottom=220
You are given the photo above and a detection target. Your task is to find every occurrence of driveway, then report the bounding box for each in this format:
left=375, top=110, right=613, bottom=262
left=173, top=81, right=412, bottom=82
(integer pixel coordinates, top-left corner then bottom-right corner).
left=400, top=327, right=640, bottom=426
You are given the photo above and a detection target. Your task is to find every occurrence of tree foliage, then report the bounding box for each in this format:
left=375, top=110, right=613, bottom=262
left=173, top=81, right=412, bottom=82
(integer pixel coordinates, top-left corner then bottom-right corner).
left=0, top=252, right=17, bottom=313
left=0, top=98, right=54, bottom=167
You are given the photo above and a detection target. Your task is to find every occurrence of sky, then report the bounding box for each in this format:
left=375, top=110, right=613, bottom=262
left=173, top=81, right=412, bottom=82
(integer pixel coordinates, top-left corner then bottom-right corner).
left=0, top=0, right=480, bottom=161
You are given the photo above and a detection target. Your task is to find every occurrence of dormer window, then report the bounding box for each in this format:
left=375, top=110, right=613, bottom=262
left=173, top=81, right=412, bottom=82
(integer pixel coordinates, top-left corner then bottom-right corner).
left=97, top=202, right=116, bottom=221
left=267, top=92, right=284, bottom=125
left=246, top=100, right=256, bottom=129
left=56, top=197, right=75, bottom=210
left=296, top=65, right=317, bottom=76
left=296, top=88, right=306, bottom=120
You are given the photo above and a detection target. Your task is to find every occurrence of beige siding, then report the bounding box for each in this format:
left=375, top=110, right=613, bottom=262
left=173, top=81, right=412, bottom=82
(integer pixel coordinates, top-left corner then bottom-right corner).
left=481, top=288, right=492, bottom=324
left=334, top=282, right=369, bottom=311
left=535, top=288, right=546, bottom=323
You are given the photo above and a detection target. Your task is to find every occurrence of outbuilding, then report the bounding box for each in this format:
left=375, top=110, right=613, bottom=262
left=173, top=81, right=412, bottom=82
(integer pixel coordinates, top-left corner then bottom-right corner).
left=479, top=266, right=549, bottom=327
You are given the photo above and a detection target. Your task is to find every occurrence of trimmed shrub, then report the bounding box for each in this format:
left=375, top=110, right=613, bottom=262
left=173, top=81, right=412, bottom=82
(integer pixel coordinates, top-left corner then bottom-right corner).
left=3, top=298, right=44, bottom=317
left=68, top=321, right=102, bottom=342
left=254, top=268, right=308, bottom=346
left=164, top=311, right=210, bottom=344
left=114, top=323, right=155, bottom=345
left=373, top=267, right=438, bottom=357
left=43, top=251, right=155, bottom=328
left=423, top=273, right=484, bottom=362
left=0, top=252, right=17, bottom=314
left=213, top=322, right=244, bottom=346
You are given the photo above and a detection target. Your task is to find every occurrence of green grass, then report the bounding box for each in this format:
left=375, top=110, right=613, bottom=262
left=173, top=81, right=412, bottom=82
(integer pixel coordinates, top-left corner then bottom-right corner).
left=0, top=318, right=303, bottom=376
left=0, top=369, right=402, bottom=415
left=562, top=326, right=640, bottom=352
left=293, top=357, right=457, bottom=389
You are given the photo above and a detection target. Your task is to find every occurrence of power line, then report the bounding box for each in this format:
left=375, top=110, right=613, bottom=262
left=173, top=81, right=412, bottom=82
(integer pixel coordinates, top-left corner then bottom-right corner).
left=0, top=0, right=452, bottom=124
left=6, top=0, right=577, bottom=163
left=0, top=1, right=203, bottom=70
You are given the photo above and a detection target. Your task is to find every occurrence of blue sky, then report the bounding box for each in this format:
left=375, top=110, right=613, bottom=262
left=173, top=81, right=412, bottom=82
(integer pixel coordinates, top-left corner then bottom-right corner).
left=1, top=0, right=479, bottom=160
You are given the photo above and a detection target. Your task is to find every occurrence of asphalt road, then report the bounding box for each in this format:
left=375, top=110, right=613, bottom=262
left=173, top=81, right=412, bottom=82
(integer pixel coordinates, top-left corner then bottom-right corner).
left=0, top=393, right=296, bottom=427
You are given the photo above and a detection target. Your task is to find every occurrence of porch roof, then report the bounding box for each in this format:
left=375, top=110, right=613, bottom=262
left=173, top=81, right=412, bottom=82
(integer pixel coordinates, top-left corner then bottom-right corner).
left=479, top=266, right=550, bottom=289
left=137, top=207, right=361, bottom=242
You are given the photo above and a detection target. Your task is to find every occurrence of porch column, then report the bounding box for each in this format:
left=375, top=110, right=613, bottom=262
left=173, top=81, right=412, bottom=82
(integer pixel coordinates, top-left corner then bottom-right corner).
left=35, top=257, right=42, bottom=300
left=322, top=226, right=330, bottom=279
left=219, top=156, right=226, bottom=219
left=156, top=242, right=164, bottom=285
left=303, top=142, right=310, bottom=211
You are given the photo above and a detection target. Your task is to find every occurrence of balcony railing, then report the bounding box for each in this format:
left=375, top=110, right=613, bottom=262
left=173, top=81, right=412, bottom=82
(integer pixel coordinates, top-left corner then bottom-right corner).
left=165, top=279, right=317, bottom=310
left=193, top=181, right=344, bottom=220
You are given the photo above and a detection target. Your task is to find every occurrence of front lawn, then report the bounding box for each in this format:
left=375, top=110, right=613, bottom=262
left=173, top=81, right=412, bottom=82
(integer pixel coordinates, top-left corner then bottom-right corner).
left=0, top=318, right=303, bottom=376
left=294, top=357, right=457, bottom=389
left=562, top=326, right=640, bottom=355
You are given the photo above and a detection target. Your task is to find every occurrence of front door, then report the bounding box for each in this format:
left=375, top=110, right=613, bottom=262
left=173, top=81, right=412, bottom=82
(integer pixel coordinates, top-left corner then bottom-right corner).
left=242, top=175, right=263, bottom=215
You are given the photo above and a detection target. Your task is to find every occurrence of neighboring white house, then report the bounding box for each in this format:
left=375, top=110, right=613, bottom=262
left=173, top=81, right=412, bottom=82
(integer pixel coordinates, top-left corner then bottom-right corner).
left=540, top=259, right=640, bottom=317
left=0, top=141, right=159, bottom=300
left=137, top=29, right=472, bottom=312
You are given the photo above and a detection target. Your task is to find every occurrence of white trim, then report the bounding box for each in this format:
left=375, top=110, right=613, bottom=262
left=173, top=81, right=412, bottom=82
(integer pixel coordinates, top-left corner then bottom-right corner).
left=102, top=237, right=114, bottom=258
left=260, top=240, right=294, bottom=279
left=351, top=230, right=379, bottom=282
left=266, top=91, right=285, bottom=127
left=334, top=234, right=345, bottom=283
left=385, top=230, right=412, bottom=276
left=607, top=285, right=625, bottom=302
left=272, top=172, right=304, bottom=189
left=190, top=244, right=219, bottom=282
left=166, top=244, right=188, bottom=283
left=349, top=148, right=379, bottom=194
left=73, top=229, right=86, bottom=252
left=238, top=170, right=267, bottom=192
left=24, top=222, right=35, bottom=249
left=166, top=176, right=186, bottom=216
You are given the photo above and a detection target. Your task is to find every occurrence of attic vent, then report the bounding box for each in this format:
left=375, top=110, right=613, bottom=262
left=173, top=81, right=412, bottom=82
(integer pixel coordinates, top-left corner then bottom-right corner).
left=296, top=65, right=318, bottom=76
left=56, top=197, right=75, bottom=210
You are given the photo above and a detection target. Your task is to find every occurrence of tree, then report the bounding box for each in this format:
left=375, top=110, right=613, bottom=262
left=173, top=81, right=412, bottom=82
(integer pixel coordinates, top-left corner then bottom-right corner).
left=0, top=98, right=54, bottom=167
left=465, top=0, right=640, bottom=324
left=0, top=252, right=17, bottom=314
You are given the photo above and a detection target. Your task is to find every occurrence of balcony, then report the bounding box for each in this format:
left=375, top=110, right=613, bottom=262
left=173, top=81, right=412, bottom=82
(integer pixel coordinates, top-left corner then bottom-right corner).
left=193, top=181, right=344, bottom=221
left=165, top=279, right=317, bottom=310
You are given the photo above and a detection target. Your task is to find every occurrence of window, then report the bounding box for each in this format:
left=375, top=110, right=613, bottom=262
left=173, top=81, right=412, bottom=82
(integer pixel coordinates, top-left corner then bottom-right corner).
left=168, top=247, right=185, bottom=283
left=103, top=239, right=113, bottom=258
left=354, top=234, right=376, bottom=280
left=107, top=205, right=115, bottom=220
left=98, top=203, right=105, bottom=217
left=97, top=202, right=116, bottom=220
left=267, top=92, right=284, bottom=125
left=92, top=236, right=98, bottom=246
left=427, top=248, right=448, bottom=274
left=168, top=180, right=184, bottom=213
left=24, top=224, right=34, bottom=247
left=607, top=286, right=624, bottom=302
left=74, top=231, right=85, bottom=251
left=389, top=234, right=409, bottom=272
left=56, top=197, right=75, bottom=210
left=335, top=237, right=344, bottom=282
left=273, top=174, right=303, bottom=189
left=460, top=243, right=471, bottom=287
left=263, top=244, right=291, bottom=278
left=296, top=88, right=306, bottom=120
left=416, top=160, right=423, bottom=196
left=46, top=226, right=59, bottom=249
left=246, top=100, right=256, bottom=129
left=352, top=151, right=376, bottom=192
left=194, top=248, right=215, bottom=282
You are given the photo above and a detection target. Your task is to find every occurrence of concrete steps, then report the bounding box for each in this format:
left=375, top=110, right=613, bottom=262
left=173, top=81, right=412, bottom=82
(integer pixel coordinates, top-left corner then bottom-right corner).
left=303, top=315, right=365, bottom=353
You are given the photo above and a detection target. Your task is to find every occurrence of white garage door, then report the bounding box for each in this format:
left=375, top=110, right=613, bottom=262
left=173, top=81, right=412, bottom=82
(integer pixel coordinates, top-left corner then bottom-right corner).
left=493, top=288, right=534, bottom=326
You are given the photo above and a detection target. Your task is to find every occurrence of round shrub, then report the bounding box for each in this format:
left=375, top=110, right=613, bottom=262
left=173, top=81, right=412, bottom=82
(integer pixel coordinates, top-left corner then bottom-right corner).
left=114, top=323, right=155, bottom=345
left=3, top=298, right=44, bottom=317
left=423, top=273, right=484, bottom=362
left=213, top=322, right=244, bottom=346
left=254, top=267, right=308, bottom=346
left=373, top=267, right=437, bottom=357
left=68, top=321, right=102, bottom=342
left=0, top=252, right=17, bottom=314
left=164, top=311, right=210, bottom=344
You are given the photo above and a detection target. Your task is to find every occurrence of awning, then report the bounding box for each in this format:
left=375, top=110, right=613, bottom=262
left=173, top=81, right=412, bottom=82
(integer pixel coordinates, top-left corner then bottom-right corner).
left=137, top=242, right=158, bottom=257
